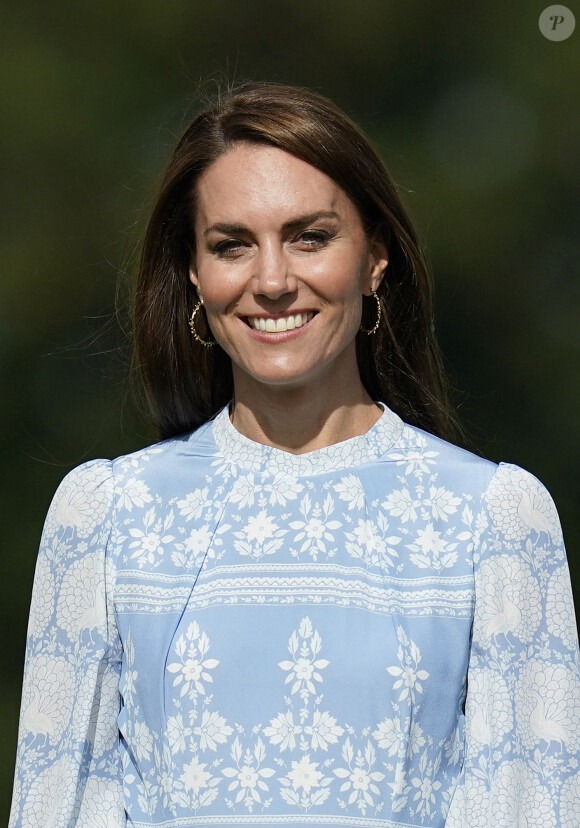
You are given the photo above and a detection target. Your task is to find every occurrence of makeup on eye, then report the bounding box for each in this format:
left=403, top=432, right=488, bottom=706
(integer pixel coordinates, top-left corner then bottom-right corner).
left=295, top=229, right=335, bottom=248
left=212, top=238, right=247, bottom=257
left=207, top=226, right=338, bottom=258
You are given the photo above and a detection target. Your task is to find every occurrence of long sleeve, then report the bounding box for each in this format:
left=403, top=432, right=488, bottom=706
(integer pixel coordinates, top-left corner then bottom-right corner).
left=9, top=460, right=125, bottom=827
left=446, top=462, right=580, bottom=826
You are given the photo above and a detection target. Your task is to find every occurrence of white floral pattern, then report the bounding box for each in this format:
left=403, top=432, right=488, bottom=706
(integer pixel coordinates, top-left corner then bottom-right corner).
left=128, top=506, right=176, bottom=568
left=76, top=776, right=125, bottom=827
left=547, top=564, right=579, bottom=650
left=222, top=737, right=276, bottom=811
left=166, top=621, right=220, bottom=701
left=26, top=552, right=55, bottom=639
left=407, top=523, right=459, bottom=571
left=55, top=553, right=107, bottom=640
left=345, top=515, right=401, bottom=569
left=515, top=660, right=580, bottom=751
left=386, top=625, right=430, bottom=704
left=334, top=740, right=385, bottom=815
left=463, top=668, right=513, bottom=748
left=288, top=493, right=342, bottom=561
left=277, top=616, right=330, bottom=699
left=21, top=654, right=75, bottom=744
left=474, top=553, right=542, bottom=646
left=72, top=651, right=121, bottom=751
left=43, top=462, right=112, bottom=539
left=20, top=756, right=79, bottom=827
left=560, top=769, right=580, bottom=825
left=485, top=463, right=563, bottom=544
left=9, top=404, right=580, bottom=828
left=492, top=761, right=556, bottom=827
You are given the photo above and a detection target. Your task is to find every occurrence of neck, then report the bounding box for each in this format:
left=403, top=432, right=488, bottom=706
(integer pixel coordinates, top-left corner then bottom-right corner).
left=229, top=377, right=382, bottom=455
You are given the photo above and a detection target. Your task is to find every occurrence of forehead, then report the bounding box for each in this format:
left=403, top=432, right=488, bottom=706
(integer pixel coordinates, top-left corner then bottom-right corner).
left=194, top=142, right=358, bottom=226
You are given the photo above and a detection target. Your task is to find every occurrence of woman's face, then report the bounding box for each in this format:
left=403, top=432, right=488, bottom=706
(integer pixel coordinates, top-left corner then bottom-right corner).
left=190, top=142, right=388, bottom=400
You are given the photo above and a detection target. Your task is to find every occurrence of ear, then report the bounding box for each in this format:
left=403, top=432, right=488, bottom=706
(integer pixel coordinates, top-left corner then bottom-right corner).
left=365, top=238, right=389, bottom=295
left=189, top=266, right=205, bottom=303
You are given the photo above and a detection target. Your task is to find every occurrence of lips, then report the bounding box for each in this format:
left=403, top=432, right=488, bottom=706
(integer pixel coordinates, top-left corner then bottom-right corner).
left=243, top=311, right=317, bottom=332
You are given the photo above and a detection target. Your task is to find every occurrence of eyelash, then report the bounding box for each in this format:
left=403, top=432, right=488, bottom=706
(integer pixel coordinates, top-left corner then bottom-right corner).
left=298, top=230, right=334, bottom=247
left=213, top=239, right=244, bottom=256
left=212, top=230, right=334, bottom=258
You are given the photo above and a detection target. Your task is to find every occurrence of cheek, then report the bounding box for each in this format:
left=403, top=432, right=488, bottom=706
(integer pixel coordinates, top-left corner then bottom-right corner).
left=294, top=236, right=366, bottom=283
left=196, top=263, right=244, bottom=308
left=317, top=250, right=368, bottom=302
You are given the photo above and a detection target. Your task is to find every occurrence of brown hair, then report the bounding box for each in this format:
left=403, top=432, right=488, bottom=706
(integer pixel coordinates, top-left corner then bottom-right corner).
left=134, top=81, right=456, bottom=440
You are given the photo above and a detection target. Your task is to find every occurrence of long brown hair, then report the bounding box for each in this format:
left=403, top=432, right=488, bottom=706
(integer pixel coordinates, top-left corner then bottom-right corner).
left=134, top=82, right=456, bottom=441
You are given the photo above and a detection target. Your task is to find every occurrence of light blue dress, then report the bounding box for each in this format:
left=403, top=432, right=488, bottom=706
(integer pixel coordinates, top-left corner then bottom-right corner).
left=9, top=402, right=580, bottom=827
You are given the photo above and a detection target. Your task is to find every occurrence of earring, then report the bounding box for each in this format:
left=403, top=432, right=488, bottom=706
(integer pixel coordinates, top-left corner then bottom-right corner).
left=359, top=290, right=381, bottom=335
left=189, top=299, right=216, bottom=347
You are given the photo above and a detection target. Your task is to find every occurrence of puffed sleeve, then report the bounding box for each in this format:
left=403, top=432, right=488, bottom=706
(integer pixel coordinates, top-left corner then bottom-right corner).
left=9, top=459, right=125, bottom=827
left=446, top=462, right=580, bottom=827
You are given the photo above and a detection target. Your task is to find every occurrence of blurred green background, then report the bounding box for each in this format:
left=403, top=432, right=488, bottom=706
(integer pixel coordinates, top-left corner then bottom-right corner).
left=2, top=0, right=579, bottom=816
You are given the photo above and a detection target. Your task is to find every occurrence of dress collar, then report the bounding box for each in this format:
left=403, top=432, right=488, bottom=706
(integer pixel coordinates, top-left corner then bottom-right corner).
left=211, top=401, right=404, bottom=476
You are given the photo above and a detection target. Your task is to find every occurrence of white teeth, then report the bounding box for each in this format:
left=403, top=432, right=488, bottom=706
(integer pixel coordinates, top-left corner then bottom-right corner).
left=250, top=312, right=314, bottom=332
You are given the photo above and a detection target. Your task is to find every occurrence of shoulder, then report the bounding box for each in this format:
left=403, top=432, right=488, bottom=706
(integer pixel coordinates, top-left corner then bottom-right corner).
left=107, top=419, right=217, bottom=491
left=482, top=461, right=564, bottom=547
left=117, top=419, right=216, bottom=468
left=54, top=457, right=113, bottom=491
left=388, top=425, right=562, bottom=538
left=63, top=418, right=217, bottom=480
left=50, top=419, right=219, bottom=515
left=388, top=421, right=498, bottom=497
left=48, top=458, right=114, bottom=513
left=42, top=459, right=115, bottom=543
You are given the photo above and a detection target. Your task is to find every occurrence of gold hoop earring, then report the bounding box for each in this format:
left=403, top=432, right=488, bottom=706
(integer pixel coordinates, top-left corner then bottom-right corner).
left=189, top=299, right=216, bottom=347
left=359, top=290, right=381, bottom=335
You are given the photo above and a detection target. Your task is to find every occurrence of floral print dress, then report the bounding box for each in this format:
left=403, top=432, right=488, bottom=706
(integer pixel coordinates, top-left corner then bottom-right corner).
left=9, top=402, right=580, bottom=826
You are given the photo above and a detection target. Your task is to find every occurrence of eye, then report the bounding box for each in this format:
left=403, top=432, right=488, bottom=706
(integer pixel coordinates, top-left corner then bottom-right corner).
left=212, top=238, right=246, bottom=258
left=295, top=230, right=334, bottom=249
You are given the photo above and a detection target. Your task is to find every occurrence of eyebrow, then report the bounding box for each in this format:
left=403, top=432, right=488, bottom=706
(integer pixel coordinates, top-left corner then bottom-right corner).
left=203, top=211, right=340, bottom=238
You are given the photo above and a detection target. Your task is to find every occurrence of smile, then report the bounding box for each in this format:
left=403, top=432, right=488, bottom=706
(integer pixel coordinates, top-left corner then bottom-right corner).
left=245, top=311, right=316, bottom=332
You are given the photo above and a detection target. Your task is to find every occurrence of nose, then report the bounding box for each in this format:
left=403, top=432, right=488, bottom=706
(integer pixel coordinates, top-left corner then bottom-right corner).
left=252, top=241, right=297, bottom=299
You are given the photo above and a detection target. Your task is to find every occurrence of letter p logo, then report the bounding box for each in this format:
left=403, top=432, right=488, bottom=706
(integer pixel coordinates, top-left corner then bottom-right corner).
left=539, top=5, right=576, bottom=40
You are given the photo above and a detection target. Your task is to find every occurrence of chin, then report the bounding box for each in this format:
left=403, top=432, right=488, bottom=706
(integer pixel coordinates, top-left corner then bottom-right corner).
left=235, top=366, right=318, bottom=390
left=250, top=374, right=312, bottom=388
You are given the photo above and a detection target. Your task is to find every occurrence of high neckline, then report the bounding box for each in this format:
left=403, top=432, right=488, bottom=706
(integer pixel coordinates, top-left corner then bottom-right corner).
left=211, top=401, right=404, bottom=476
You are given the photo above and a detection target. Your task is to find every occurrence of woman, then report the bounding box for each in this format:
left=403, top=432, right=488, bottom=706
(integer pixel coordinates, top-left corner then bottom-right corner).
left=10, top=82, right=580, bottom=826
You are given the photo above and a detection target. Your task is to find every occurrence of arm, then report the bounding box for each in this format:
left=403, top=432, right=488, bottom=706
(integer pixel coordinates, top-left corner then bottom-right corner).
left=9, top=460, right=125, bottom=827
left=446, top=462, right=580, bottom=827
